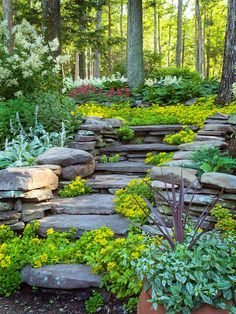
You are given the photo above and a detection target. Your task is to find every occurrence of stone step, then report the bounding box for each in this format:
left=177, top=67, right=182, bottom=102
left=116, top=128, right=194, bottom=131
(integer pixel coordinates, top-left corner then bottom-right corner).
left=197, top=130, right=227, bottom=137
left=178, top=140, right=227, bottom=151
left=100, top=143, right=179, bottom=154
left=195, top=135, right=225, bottom=142
left=130, top=125, right=198, bottom=132
left=87, top=174, right=140, bottom=191
left=21, top=264, right=101, bottom=289
left=95, top=161, right=151, bottom=175
left=38, top=214, right=130, bottom=237
left=50, top=194, right=115, bottom=215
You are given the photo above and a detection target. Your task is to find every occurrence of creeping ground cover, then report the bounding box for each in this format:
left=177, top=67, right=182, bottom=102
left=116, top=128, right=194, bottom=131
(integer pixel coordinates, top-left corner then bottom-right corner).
left=77, top=97, right=236, bottom=128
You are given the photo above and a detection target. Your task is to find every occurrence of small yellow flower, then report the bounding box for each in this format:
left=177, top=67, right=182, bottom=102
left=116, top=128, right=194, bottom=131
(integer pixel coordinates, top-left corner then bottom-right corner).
left=46, top=228, right=54, bottom=236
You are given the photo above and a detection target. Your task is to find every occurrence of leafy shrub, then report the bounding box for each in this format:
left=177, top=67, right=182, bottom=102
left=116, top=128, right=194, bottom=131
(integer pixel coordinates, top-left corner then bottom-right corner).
left=85, top=291, right=104, bottom=314
left=0, top=91, right=78, bottom=147
left=145, top=152, right=174, bottom=166
left=136, top=232, right=236, bottom=313
left=0, top=111, right=68, bottom=169
left=163, top=127, right=196, bottom=145
left=0, top=20, right=65, bottom=99
left=148, top=67, right=201, bottom=81
left=117, top=126, right=135, bottom=141
left=190, top=147, right=236, bottom=175
left=100, top=154, right=120, bottom=163
left=58, top=176, right=92, bottom=198
left=114, top=178, right=154, bottom=223
left=211, top=205, right=236, bottom=236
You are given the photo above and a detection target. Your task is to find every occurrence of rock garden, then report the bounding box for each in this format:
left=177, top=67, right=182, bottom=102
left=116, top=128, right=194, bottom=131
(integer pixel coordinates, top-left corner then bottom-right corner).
left=0, top=3, right=236, bottom=314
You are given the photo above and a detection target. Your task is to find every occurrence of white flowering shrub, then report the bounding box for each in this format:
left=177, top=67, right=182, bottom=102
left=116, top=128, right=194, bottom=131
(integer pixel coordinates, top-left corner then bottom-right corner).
left=0, top=20, right=66, bottom=99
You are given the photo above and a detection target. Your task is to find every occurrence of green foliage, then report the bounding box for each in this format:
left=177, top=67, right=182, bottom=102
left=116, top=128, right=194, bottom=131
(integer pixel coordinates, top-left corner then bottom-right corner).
left=149, top=67, right=202, bottom=81
left=0, top=111, right=68, bottom=169
left=100, top=154, right=120, bottom=163
left=58, top=176, right=92, bottom=198
left=211, top=205, right=236, bottom=236
left=114, top=178, right=154, bottom=223
left=85, top=291, right=104, bottom=314
left=124, top=297, right=138, bottom=313
left=190, top=147, right=236, bottom=175
left=0, top=91, right=78, bottom=147
left=0, top=224, right=153, bottom=298
left=145, top=152, right=174, bottom=166
left=117, top=126, right=135, bottom=141
left=136, top=232, right=236, bottom=313
left=163, top=127, right=196, bottom=145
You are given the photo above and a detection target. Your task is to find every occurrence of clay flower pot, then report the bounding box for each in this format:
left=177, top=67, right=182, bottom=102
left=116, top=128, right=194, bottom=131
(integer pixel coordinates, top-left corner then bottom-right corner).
left=137, top=289, right=231, bottom=314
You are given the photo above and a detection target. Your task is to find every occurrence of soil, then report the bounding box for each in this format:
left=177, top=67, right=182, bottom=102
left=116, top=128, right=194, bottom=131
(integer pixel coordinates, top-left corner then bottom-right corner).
left=0, top=285, right=132, bottom=314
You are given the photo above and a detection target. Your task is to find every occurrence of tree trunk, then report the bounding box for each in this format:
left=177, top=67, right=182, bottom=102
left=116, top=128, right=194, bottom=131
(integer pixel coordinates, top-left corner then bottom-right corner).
left=182, top=29, right=185, bottom=66
left=195, top=0, right=204, bottom=75
left=120, top=0, right=125, bottom=61
left=206, top=11, right=212, bottom=78
left=87, top=47, right=92, bottom=79
left=108, top=3, right=112, bottom=75
left=41, top=0, right=61, bottom=55
left=127, top=0, right=144, bottom=88
left=153, top=0, right=157, bottom=62
left=75, top=52, right=80, bottom=80
left=94, top=9, right=102, bottom=78
left=175, top=0, right=183, bottom=67
left=168, top=24, right=172, bottom=66
left=79, top=52, right=87, bottom=79
left=2, top=0, right=13, bottom=51
left=217, top=0, right=236, bottom=105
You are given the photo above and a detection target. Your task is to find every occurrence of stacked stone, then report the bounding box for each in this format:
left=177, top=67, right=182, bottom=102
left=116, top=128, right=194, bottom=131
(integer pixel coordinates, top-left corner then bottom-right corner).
left=68, top=117, right=124, bottom=157
left=0, top=167, right=59, bottom=229
left=36, top=147, right=95, bottom=181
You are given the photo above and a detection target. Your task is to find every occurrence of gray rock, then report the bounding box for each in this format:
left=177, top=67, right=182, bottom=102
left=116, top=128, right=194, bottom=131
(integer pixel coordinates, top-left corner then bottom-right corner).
left=80, top=124, right=104, bottom=132
left=185, top=98, right=197, bottom=105
left=68, top=141, right=96, bottom=151
left=197, top=130, right=227, bottom=137
left=100, top=143, right=178, bottom=153
left=105, top=118, right=123, bottom=128
left=51, top=194, right=115, bottom=215
left=22, top=189, right=53, bottom=202
left=0, top=191, right=24, bottom=199
left=32, top=165, right=62, bottom=176
left=39, top=214, right=130, bottom=236
left=0, top=201, right=13, bottom=212
left=157, top=191, right=216, bottom=206
left=22, top=202, right=52, bottom=222
left=61, top=160, right=95, bottom=180
left=203, top=124, right=234, bottom=133
left=172, top=151, right=192, bottom=160
left=75, top=135, right=98, bottom=142
left=150, top=166, right=201, bottom=189
left=0, top=167, right=58, bottom=191
left=21, top=264, right=101, bottom=289
left=87, top=175, right=140, bottom=189
left=143, top=136, right=162, bottom=143
left=0, top=211, right=21, bottom=221
left=151, top=181, right=177, bottom=190
left=201, top=173, right=236, bottom=192
left=9, top=221, right=25, bottom=230
left=164, top=160, right=194, bottom=167
left=37, top=147, right=93, bottom=166
left=130, top=125, right=198, bottom=132
left=179, top=140, right=227, bottom=151
left=195, top=135, right=225, bottom=142
left=95, top=161, right=152, bottom=174
left=221, top=194, right=236, bottom=201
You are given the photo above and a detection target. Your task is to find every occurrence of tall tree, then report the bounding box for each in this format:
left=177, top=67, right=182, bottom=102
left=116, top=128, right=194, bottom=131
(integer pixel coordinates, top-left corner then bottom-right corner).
left=175, top=0, right=183, bottom=67
left=107, top=2, right=112, bottom=75
left=94, top=8, right=102, bottom=78
left=41, top=0, right=61, bottom=54
left=195, top=0, right=204, bottom=75
left=217, top=0, right=236, bottom=105
left=127, top=0, right=144, bottom=87
left=2, top=0, right=13, bottom=51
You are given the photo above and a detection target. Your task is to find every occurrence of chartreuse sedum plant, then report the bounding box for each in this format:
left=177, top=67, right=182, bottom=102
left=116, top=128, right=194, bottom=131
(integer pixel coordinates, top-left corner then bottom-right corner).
left=145, top=152, right=174, bottom=166
left=100, top=154, right=120, bottom=163
left=211, top=205, right=236, bottom=236
left=114, top=177, right=154, bottom=223
left=134, top=177, right=236, bottom=313
left=117, top=125, right=135, bottom=141
left=163, top=126, right=196, bottom=145
left=85, top=291, right=104, bottom=314
left=58, top=176, right=92, bottom=197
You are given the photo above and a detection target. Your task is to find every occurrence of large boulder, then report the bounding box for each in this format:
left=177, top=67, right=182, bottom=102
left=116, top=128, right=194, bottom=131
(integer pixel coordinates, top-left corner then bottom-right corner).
left=21, top=264, right=101, bottom=289
left=61, top=160, right=95, bottom=180
left=37, top=147, right=93, bottom=167
left=201, top=173, right=236, bottom=192
left=0, top=167, right=58, bottom=191
left=150, top=166, right=201, bottom=189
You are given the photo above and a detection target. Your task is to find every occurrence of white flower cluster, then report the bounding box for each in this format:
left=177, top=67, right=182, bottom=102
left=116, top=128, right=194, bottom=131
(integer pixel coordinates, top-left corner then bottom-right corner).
left=0, top=19, right=67, bottom=98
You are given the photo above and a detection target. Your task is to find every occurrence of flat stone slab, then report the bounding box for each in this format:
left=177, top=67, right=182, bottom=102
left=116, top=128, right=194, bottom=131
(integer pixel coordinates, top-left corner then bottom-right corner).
left=39, top=214, right=130, bottom=236
left=179, top=140, right=227, bottom=151
left=172, top=151, right=192, bottom=160
left=61, top=160, right=95, bottom=180
left=201, top=173, right=236, bottom=192
left=150, top=166, right=201, bottom=189
left=95, top=161, right=152, bottom=173
left=37, top=147, right=93, bottom=166
left=195, top=135, right=225, bottom=142
left=164, top=160, right=194, bottom=167
left=51, top=194, right=115, bottom=215
left=21, top=264, right=101, bottom=289
left=0, top=167, right=58, bottom=191
left=100, top=143, right=179, bottom=153
left=130, top=125, right=198, bottom=132
left=157, top=191, right=216, bottom=206
left=87, top=175, right=140, bottom=189
left=203, top=124, right=234, bottom=133
left=68, top=141, right=96, bottom=151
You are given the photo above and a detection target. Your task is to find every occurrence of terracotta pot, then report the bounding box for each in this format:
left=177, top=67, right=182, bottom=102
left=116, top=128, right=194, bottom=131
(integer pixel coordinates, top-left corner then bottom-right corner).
left=137, top=289, right=232, bottom=314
